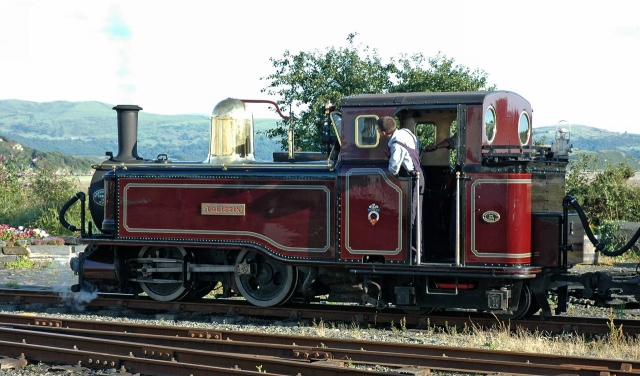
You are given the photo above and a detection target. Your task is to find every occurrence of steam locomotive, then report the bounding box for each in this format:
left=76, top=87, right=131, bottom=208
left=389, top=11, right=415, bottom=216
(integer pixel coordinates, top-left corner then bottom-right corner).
left=60, top=91, right=640, bottom=319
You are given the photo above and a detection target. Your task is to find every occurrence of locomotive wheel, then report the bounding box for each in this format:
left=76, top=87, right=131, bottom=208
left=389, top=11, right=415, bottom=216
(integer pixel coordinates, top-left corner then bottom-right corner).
left=496, top=284, right=533, bottom=320
left=137, top=246, right=191, bottom=302
left=234, top=250, right=297, bottom=307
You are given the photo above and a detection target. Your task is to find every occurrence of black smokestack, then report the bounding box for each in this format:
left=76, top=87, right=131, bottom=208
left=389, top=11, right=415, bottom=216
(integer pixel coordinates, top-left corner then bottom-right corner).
left=112, top=104, right=143, bottom=162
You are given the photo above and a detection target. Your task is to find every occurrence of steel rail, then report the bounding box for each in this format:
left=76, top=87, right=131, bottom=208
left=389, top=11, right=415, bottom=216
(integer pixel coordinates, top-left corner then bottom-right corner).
left=1, top=288, right=639, bottom=336
left=0, top=340, right=289, bottom=376
left=0, top=326, right=399, bottom=376
left=1, top=314, right=639, bottom=376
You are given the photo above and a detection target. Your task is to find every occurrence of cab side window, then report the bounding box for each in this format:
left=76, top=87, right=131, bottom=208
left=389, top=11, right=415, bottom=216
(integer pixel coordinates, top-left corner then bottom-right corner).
left=417, top=121, right=457, bottom=167
left=415, top=122, right=436, bottom=147
left=355, top=115, right=379, bottom=148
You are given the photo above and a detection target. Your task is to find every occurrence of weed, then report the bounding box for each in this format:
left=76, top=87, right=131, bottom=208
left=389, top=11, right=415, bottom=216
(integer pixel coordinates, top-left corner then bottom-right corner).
left=6, top=280, right=19, bottom=288
left=1, top=255, right=37, bottom=269
left=390, top=321, right=398, bottom=333
left=312, top=318, right=326, bottom=337
left=425, top=317, right=434, bottom=334
left=344, top=356, right=355, bottom=368
left=606, top=310, right=624, bottom=345
left=484, top=338, right=500, bottom=350
left=443, top=321, right=459, bottom=335
left=349, top=320, right=362, bottom=340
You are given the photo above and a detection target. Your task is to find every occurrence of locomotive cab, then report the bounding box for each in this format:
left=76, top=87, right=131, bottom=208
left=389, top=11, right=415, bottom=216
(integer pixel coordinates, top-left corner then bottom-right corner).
left=334, top=91, right=582, bottom=317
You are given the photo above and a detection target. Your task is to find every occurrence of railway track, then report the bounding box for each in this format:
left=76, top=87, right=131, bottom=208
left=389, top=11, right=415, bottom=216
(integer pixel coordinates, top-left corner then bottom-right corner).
left=0, top=312, right=639, bottom=376
left=0, top=288, right=639, bottom=337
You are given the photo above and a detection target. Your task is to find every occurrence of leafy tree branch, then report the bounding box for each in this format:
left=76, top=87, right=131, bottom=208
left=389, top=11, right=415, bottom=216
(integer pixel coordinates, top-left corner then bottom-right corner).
left=261, top=33, right=495, bottom=151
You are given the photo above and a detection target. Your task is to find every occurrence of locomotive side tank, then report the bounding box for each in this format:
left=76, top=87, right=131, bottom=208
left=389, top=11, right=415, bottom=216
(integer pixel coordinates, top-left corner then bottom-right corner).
left=62, top=91, right=640, bottom=319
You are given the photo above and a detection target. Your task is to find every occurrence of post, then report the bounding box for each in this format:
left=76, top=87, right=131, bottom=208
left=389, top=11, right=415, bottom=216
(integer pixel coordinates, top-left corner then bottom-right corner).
left=287, top=122, right=294, bottom=159
left=455, top=172, right=461, bottom=266
left=415, top=172, right=422, bottom=265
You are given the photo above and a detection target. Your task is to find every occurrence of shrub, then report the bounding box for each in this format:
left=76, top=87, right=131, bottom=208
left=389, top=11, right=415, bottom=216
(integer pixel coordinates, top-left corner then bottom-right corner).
left=0, top=154, right=83, bottom=236
left=566, top=154, right=640, bottom=226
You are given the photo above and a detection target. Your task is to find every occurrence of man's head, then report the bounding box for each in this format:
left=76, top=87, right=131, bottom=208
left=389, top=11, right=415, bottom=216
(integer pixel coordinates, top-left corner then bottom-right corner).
left=377, top=116, right=396, bottom=138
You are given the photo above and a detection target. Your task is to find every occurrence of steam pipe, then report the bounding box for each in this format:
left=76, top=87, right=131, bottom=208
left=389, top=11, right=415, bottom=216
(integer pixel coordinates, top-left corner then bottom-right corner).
left=239, top=99, right=290, bottom=120
left=239, top=99, right=294, bottom=159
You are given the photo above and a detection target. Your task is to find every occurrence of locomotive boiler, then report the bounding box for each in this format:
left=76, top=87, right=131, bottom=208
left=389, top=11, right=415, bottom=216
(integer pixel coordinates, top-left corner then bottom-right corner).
left=60, top=91, right=640, bottom=319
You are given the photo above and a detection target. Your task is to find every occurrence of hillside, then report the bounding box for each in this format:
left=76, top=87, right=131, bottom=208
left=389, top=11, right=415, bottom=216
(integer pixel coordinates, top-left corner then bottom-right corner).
left=0, top=135, right=93, bottom=174
left=1, top=99, right=639, bottom=168
left=0, top=99, right=282, bottom=162
left=532, top=124, right=640, bottom=168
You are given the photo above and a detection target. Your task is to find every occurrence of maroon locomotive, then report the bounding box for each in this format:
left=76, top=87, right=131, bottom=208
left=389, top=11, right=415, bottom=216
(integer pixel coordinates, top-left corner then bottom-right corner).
left=61, top=91, right=640, bottom=319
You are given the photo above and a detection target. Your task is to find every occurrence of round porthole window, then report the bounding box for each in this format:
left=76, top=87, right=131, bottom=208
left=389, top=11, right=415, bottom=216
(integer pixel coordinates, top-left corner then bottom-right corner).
left=484, top=106, right=496, bottom=143
left=518, top=112, right=531, bottom=145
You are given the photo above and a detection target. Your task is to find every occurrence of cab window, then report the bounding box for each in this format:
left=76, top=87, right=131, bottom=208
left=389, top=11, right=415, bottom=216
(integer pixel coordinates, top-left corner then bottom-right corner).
left=355, top=115, right=379, bottom=148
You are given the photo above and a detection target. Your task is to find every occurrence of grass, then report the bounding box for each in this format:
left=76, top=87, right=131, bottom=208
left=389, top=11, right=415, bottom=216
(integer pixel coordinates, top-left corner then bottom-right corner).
left=583, top=252, right=640, bottom=268
left=1, top=255, right=50, bottom=270
left=609, top=250, right=640, bottom=264
left=303, top=313, right=640, bottom=361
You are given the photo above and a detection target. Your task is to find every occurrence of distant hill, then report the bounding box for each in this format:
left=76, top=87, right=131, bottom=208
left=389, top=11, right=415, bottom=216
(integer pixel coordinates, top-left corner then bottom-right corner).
left=0, top=99, right=282, bottom=162
left=1, top=99, right=639, bottom=169
left=532, top=124, right=640, bottom=168
left=0, top=135, right=94, bottom=174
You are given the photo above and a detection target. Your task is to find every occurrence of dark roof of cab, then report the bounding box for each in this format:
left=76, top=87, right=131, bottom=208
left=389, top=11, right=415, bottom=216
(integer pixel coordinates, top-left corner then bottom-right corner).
left=340, top=91, right=512, bottom=107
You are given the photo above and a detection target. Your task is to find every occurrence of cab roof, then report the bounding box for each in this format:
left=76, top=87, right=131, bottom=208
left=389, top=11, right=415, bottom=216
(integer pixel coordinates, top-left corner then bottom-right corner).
left=340, top=91, right=516, bottom=107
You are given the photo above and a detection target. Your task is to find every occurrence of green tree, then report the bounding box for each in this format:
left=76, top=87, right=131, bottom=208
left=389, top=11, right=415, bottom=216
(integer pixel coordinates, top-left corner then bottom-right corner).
left=261, top=33, right=495, bottom=151
left=566, top=154, right=640, bottom=226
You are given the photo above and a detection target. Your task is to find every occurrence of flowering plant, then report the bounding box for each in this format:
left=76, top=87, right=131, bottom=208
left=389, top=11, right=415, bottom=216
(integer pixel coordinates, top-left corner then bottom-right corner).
left=0, top=224, right=63, bottom=246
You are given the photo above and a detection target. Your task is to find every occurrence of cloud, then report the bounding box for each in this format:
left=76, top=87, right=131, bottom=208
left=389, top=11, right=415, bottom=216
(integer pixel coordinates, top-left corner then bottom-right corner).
left=616, top=26, right=640, bottom=39
left=99, top=6, right=136, bottom=102
left=115, top=49, right=131, bottom=78
left=119, top=83, right=136, bottom=96
left=102, top=5, right=131, bottom=40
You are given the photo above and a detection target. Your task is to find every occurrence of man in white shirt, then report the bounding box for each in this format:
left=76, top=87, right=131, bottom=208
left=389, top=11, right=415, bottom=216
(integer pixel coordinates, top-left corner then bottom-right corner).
left=377, top=116, right=424, bottom=259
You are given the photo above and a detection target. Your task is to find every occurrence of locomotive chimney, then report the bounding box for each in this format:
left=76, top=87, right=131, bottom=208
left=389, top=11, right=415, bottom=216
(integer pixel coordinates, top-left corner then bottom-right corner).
left=112, top=104, right=143, bottom=162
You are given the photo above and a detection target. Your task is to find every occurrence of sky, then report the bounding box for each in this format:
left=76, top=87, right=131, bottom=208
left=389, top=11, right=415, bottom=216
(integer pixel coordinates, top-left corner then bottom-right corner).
left=1, top=0, right=639, bottom=134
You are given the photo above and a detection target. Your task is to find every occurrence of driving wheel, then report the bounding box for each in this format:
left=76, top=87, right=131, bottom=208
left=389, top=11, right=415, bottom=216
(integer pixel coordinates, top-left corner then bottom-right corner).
left=234, top=250, right=297, bottom=307
left=137, top=246, right=191, bottom=302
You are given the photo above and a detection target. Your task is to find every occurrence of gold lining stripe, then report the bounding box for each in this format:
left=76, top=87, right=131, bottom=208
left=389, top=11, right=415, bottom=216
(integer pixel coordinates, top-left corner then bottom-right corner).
left=122, top=183, right=331, bottom=253
left=470, top=178, right=532, bottom=259
left=345, top=168, right=403, bottom=254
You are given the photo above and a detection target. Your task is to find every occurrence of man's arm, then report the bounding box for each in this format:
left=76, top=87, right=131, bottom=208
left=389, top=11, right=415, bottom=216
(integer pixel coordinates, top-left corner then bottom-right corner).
left=388, top=143, right=406, bottom=175
left=425, top=136, right=456, bottom=152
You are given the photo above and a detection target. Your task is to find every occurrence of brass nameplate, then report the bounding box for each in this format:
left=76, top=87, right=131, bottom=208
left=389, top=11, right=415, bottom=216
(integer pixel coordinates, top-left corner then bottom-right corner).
left=201, top=203, right=245, bottom=216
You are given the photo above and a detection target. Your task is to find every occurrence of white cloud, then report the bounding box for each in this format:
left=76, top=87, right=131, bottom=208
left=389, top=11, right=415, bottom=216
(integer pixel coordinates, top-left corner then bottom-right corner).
left=0, top=0, right=638, bottom=132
